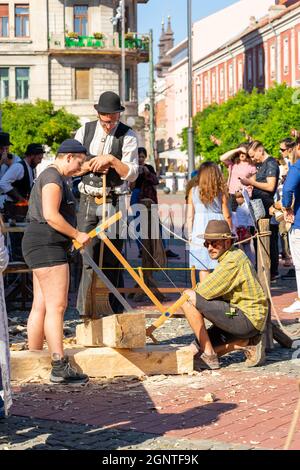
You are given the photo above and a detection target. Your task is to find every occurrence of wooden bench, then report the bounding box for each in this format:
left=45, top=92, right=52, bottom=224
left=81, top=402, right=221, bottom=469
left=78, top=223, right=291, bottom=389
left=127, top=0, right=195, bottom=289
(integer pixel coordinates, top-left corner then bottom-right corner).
left=4, top=262, right=32, bottom=309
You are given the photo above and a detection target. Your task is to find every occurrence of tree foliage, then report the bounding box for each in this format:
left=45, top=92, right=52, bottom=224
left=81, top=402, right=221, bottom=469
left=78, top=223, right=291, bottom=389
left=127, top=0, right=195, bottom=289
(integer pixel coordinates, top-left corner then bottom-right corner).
left=181, top=84, right=300, bottom=162
left=1, top=100, right=80, bottom=155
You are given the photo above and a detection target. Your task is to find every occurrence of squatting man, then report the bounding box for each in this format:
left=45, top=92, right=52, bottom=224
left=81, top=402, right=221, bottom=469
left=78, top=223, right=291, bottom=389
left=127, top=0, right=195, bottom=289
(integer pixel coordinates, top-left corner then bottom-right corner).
left=180, top=220, right=268, bottom=370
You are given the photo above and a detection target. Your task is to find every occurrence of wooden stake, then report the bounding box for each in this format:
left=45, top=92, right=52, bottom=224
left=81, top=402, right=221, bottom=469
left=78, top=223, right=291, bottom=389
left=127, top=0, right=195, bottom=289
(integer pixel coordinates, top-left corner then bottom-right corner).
left=191, top=266, right=196, bottom=288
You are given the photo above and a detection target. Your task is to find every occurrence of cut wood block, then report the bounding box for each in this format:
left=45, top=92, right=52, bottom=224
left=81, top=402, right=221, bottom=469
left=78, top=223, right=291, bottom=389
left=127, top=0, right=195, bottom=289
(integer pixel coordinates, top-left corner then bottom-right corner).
left=10, top=346, right=193, bottom=381
left=76, top=313, right=146, bottom=348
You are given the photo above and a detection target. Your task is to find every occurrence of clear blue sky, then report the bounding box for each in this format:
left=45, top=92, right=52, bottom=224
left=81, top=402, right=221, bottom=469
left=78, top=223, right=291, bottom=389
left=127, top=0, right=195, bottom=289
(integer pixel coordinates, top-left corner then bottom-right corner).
left=138, top=0, right=239, bottom=100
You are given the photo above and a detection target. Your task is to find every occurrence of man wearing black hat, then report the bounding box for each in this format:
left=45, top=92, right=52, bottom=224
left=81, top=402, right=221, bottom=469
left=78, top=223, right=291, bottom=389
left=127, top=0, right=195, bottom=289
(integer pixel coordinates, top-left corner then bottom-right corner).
left=74, top=91, right=139, bottom=316
left=0, top=132, right=22, bottom=211
left=0, top=143, right=44, bottom=260
left=0, top=132, right=22, bottom=178
left=0, top=143, right=44, bottom=208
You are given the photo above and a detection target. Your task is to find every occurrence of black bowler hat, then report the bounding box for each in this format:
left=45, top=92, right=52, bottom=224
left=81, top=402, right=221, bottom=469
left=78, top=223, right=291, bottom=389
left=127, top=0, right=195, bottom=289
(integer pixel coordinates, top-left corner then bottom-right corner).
left=57, top=139, right=87, bottom=154
left=25, top=143, right=45, bottom=155
left=0, top=132, right=12, bottom=146
left=94, top=91, right=125, bottom=114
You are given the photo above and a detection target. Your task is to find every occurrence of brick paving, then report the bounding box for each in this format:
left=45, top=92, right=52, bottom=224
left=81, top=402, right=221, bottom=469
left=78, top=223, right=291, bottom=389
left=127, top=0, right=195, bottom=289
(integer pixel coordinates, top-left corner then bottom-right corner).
left=2, top=191, right=300, bottom=451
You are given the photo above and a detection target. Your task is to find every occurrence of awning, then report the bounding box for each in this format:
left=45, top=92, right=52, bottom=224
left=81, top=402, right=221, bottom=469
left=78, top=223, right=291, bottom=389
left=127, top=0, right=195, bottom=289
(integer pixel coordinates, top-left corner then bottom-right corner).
left=158, top=148, right=188, bottom=161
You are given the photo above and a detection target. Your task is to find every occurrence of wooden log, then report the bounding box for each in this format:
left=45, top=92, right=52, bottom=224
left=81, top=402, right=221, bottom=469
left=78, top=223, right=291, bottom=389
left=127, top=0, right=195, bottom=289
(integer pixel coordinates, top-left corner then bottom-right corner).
left=272, top=322, right=295, bottom=349
left=10, top=346, right=194, bottom=380
left=257, top=219, right=274, bottom=350
left=76, top=313, right=146, bottom=348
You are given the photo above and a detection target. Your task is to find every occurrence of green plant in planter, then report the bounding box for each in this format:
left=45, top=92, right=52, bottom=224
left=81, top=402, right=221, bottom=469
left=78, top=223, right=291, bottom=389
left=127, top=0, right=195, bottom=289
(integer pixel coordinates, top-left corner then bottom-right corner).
left=125, top=32, right=135, bottom=39
left=93, top=32, right=104, bottom=40
left=67, top=32, right=79, bottom=39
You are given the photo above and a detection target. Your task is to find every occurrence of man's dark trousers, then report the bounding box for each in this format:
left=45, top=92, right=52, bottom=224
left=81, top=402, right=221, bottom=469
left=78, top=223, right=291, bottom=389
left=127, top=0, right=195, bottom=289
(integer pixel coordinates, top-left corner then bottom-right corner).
left=76, top=194, right=124, bottom=315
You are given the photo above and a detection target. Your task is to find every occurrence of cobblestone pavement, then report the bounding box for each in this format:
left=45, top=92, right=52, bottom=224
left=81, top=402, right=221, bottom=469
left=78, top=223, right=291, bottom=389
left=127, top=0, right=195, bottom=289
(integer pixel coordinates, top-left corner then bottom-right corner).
left=0, top=416, right=257, bottom=450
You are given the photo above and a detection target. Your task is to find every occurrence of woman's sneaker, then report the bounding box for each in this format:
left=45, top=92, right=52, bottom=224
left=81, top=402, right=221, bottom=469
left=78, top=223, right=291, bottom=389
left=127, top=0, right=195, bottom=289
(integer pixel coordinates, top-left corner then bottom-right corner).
left=50, top=355, right=89, bottom=385
left=283, top=300, right=300, bottom=314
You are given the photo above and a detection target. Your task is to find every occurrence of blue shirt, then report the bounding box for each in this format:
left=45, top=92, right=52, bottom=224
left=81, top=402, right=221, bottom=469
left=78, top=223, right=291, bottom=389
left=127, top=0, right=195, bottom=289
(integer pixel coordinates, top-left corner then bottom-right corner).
left=282, top=160, right=300, bottom=230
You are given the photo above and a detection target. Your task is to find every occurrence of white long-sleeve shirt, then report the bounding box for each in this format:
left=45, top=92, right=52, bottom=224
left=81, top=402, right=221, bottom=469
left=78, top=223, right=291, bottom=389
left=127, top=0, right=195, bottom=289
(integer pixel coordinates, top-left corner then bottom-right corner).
left=0, top=159, right=34, bottom=200
left=0, top=154, right=22, bottom=208
left=75, top=120, right=139, bottom=183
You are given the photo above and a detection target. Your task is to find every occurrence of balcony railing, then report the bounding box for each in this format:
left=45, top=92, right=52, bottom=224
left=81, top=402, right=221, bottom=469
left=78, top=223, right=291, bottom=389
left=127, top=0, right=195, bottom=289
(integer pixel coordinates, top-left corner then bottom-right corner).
left=64, top=33, right=149, bottom=52
left=121, top=34, right=149, bottom=52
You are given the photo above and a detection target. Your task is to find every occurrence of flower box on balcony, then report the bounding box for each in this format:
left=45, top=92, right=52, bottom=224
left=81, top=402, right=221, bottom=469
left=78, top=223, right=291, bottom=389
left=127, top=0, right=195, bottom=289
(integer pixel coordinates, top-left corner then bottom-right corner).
left=65, top=35, right=105, bottom=48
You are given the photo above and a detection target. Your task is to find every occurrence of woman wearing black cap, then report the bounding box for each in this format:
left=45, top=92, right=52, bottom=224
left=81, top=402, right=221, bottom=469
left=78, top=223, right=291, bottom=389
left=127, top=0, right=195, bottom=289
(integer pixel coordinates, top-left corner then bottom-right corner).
left=22, top=139, right=91, bottom=384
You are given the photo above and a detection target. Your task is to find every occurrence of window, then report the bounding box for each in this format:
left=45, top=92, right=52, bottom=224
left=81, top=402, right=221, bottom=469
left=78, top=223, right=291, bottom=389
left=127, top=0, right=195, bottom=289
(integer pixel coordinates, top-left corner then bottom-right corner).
left=220, top=68, right=224, bottom=96
left=74, top=5, right=88, bottom=36
left=16, top=67, right=29, bottom=99
left=0, top=4, right=9, bottom=37
left=283, top=37, right=289, bottom=74
left=0, top=68, right=9, bottom=100
left=258, top=47, right=264, bottom=82
left=229, top=63, right=234, bottom=95
left=298, top=32, right=300, bottom=67
left=270, top=44, right=276, bottom=79
left=238, top=60, right=243, bottom=89
left=15, top=4, right=29, bottom=37
left=212, top=72, right=216, bottom=100
left=75, top=69, right=89, bottom=99
left=204, top=75, right=209, bottom=103
left=247, top=54, right=253, bottom=85
left=196, top=78, right=201, bottom=110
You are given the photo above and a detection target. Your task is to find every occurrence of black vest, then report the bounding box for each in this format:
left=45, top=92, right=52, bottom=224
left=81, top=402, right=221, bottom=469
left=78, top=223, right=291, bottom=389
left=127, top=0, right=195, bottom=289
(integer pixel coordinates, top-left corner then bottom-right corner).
left=12, top=160, right=32, bottom=199
left=82, top=121, right=131, bottom=190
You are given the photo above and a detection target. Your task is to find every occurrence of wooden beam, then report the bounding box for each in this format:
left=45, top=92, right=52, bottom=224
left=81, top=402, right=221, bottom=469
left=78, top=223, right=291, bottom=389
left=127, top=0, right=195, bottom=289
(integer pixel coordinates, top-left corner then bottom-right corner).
left=10, top=346, right=194, bottom=380
left=76, top=313, right=146, bottom=348
left=94, top=287, right=186, bottom=294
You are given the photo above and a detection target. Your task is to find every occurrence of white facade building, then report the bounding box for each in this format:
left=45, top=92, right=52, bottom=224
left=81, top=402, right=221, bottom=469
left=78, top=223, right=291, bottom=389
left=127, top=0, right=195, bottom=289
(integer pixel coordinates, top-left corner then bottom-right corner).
left=0, top=0, right=149, bottom=127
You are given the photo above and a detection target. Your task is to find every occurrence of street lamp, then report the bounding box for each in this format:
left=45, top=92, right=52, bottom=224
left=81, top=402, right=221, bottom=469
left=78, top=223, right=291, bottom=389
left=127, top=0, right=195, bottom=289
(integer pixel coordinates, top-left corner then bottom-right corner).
left=187, top=0, right=195, bottom=177
left=111, top=0, right=126, bottom=105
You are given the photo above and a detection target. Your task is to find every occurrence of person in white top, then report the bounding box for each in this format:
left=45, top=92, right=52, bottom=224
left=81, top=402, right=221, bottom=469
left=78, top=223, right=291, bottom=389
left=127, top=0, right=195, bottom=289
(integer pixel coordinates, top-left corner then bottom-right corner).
left=0, top=143, right=44, bottom=217
left=74, top=91, right=139, bottom=316
left=0, top=132, right=21, bottom=210
left=234, top=190, right=256, bottom=266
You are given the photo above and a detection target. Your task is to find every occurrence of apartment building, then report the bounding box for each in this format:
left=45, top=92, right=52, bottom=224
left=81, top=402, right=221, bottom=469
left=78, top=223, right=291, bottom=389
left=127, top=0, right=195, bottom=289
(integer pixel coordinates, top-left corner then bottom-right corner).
left=0, top=0, right=149, bottom=127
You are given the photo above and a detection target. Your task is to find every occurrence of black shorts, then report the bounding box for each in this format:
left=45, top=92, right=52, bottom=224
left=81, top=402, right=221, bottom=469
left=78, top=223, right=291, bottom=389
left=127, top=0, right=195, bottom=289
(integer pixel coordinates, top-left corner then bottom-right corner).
left=22, top=223, right=71, bottom=269
left=196, top=293, right=259, bottom=340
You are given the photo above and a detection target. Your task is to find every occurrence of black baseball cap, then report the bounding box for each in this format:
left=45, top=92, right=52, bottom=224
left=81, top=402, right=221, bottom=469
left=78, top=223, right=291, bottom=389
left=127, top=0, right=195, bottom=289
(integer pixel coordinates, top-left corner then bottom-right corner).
left=57, top=139, right=87, bottom=154
left=25, top=143, right=45, bottom=155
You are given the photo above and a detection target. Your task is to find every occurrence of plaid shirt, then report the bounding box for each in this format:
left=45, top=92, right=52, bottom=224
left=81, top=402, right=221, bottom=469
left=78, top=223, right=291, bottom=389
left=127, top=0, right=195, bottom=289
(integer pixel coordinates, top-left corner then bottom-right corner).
left=195, top=247, right=268, bottom=332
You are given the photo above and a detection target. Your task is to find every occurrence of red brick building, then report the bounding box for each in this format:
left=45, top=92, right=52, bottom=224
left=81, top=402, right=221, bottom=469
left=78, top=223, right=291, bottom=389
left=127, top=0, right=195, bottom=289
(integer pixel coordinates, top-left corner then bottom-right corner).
left=193, top=0, right=300, bottom=112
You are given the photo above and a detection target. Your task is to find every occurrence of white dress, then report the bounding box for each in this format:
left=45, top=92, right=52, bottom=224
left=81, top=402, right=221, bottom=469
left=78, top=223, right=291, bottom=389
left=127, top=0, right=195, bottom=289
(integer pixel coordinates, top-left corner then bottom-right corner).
left=189, top=187, right=225, bottom=270
left=0, top=233, right=11, bottom=416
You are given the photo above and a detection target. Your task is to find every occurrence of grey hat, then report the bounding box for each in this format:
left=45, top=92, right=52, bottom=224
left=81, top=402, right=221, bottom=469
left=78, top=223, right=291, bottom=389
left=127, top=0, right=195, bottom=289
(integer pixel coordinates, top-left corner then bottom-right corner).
left=199, top=220, right=235, bottom=240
